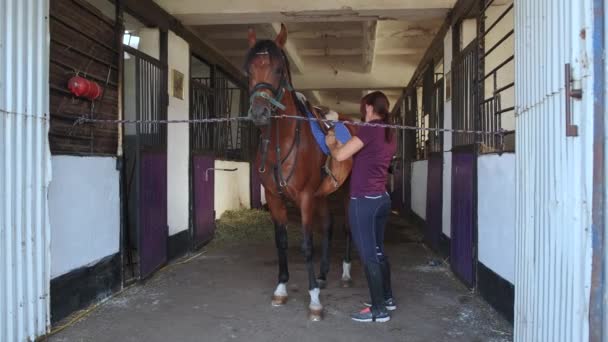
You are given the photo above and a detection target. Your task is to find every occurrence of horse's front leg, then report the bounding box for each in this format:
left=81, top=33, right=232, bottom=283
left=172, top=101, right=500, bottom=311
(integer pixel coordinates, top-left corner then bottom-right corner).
left=317, top=197, right=333, bottom=289
left=266, top=191, right=290, bottom=306
left=300, top=193, right=322, bottom=321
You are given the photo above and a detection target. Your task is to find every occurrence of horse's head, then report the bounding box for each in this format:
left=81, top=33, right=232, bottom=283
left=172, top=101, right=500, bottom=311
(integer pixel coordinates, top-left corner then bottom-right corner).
left=244, top=24, right=290, bottom=126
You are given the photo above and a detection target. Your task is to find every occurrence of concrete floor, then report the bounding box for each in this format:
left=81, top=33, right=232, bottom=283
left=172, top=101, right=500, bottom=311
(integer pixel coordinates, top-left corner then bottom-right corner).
left=49, top=211, right=513, bottom=342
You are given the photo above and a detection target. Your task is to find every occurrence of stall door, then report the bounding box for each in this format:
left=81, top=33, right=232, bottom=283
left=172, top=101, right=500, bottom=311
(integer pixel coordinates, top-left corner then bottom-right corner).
left=450, top=39, right=478, bottom=287
left=124, top=47, right=168, bottom=279
left=139, top=151, right=168, bottom=278
left=425, top=153, right=443, bottom=250
left=192, top=154, right=215, bottom=248
left=190, top=76, right=217, bottom=248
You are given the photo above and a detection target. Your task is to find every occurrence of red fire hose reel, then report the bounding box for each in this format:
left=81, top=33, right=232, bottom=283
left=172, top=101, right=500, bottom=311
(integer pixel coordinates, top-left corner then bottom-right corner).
left=67, top=76, right=103, bottom=101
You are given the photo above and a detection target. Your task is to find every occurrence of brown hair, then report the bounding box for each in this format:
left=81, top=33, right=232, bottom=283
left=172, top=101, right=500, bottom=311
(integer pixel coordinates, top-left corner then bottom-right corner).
left=360, top=91, right=393, bottom=142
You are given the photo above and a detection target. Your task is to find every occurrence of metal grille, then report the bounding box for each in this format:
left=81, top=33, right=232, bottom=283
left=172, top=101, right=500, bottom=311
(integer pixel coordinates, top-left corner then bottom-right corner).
left=479, top=0, right=515, bottom=152
left=452, top=39, right=479, bottom=147
left=429, top=76, right=444, bottom=153
left=190, top=71, right=251, bottom=160
left=136, top=56, right=166, bottom=148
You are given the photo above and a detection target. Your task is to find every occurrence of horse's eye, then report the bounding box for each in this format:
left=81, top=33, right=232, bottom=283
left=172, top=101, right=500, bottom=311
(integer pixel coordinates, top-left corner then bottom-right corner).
left=275, top=69, right=283, bottom=76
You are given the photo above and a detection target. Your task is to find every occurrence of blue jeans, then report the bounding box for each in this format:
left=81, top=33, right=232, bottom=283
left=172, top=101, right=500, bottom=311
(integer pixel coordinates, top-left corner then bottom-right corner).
left=349, top=192, right=391, bottom=265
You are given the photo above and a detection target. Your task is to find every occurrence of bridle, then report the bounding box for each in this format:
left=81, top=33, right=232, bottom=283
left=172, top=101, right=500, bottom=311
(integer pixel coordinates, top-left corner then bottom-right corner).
left=248, top=50, right=301, bottom=195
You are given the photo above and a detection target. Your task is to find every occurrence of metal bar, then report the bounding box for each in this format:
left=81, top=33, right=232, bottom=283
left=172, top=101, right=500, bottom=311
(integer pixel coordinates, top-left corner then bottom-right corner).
left=481, top=0, right=496, bottom=14
left=483, top=55, right=515, bottom=80
left=482, top=3, right=514, bottom=38
left=494, top=81, right=515, bottom=95
left=483, top=29, right=514, bottom=59
left=495, top=106, right=515, bottom=115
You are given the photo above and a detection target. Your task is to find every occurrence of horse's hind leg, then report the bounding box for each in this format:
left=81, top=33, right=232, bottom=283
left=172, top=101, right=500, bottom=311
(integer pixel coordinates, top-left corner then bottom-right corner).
left=266, top=192, right=290, bottom=306
left=317, top=197, right=333, bottom=289
left=300, top=193, right=323, bottom=321
left=341, top=194, right=353, bottom=288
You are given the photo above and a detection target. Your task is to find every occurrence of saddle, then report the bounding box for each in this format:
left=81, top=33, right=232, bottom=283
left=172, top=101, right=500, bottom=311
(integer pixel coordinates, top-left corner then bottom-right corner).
left=294, top=92, right=356, bottom=197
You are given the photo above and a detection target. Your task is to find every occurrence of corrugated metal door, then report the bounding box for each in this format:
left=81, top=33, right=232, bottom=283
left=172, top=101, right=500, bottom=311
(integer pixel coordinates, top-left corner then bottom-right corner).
left=515, top=0, right=595, bottom=340
left=0, top=0, right=52, bottom=340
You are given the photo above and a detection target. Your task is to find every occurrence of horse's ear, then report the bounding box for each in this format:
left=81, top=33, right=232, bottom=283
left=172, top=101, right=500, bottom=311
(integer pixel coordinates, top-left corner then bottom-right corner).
left=248, top=27, right=256, bottom=48
left=275, top=23, right=287, bottom=48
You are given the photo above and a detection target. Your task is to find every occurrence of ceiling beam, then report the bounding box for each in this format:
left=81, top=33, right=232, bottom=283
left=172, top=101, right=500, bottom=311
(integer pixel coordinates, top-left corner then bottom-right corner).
left=362, top=21, right=378, bottom=73
left=199, top=29, right=363, bottom=40
left=220, top=47, right=425, bottom=57
left=155, top=0, right=456, bottom=25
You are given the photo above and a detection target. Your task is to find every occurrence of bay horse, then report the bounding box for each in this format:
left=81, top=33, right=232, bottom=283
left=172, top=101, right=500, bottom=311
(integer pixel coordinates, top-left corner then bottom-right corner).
left=245, top=24, right=355, bottom=320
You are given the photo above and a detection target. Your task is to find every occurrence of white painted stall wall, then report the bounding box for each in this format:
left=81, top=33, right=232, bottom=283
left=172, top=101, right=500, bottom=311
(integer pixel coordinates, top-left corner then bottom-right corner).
left=214, top=161, right=251, bottom=219
left=477, top=154, right=515, bottom=284
left=515, top=0, right=594, bottom=340
left=0, top=0, right=52, bottom=340
left=442, top=28, right=453, bottom=237
left=167, top=31, right=190, bottom=236
left=411, top=160, right=428, bottom=220
left=49, top=157, right=120, bottom=278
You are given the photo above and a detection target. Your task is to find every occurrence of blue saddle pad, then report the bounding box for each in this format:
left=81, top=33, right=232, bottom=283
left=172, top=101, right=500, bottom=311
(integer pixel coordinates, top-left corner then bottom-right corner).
left=305, top=109, right=351, bottom=155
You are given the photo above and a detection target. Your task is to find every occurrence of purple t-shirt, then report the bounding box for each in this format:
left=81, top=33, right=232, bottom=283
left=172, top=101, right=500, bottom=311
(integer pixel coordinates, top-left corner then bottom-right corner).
left=350, top=121, right=397, bottom=197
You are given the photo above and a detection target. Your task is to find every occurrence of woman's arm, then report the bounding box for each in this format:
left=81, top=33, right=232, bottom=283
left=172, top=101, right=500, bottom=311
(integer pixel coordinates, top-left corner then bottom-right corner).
left=325, top=132, right=364, bottom=162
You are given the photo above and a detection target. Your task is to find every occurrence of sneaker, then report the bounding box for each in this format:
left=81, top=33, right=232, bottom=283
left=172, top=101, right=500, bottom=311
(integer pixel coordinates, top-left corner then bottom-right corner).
left=350, top=307, right=391, bottom=323
left=363, top=298, right=397, bottom=311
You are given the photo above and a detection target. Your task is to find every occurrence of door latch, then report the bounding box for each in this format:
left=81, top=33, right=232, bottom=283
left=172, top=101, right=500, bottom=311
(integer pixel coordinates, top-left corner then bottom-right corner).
left=565, top=63, right=582, bottom=137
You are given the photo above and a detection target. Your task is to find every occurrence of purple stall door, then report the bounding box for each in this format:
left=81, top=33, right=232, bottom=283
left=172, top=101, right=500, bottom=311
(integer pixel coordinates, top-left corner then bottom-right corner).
left=425, top=153, right=443, bottom=251
left=139, top=151, right=168, bottom=279
left=250, top=165, right=262, bottom=209
left=193, top=154, right=215, bottom=248
left=450, top=150, right=476, bottom=287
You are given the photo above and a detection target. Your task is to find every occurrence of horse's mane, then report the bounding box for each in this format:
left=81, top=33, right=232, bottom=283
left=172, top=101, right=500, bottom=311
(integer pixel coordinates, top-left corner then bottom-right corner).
left=243, top=40, right=293, bottom=85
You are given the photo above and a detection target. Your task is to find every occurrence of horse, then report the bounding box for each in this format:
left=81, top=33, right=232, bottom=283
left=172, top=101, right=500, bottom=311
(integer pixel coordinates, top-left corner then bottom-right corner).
left=245, top=24, right=355, bottom=321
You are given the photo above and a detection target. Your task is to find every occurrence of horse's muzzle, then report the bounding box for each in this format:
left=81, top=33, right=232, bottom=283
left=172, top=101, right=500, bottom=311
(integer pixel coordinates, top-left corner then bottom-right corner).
left=249, top=101, right=272, bottom=126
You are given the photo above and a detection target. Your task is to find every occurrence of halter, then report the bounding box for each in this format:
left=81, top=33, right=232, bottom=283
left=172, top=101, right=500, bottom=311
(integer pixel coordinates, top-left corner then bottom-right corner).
left=248, top=50, right=300, bottom=195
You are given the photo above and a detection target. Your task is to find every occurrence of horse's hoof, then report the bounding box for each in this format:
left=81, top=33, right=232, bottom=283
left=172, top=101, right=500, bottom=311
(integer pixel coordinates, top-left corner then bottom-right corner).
left=317, top=278, right=327, bottom=289
left=309, top=308, right=323, bottom=321
left=271, top=295, right=288, bottom=306
left=341, top=278, right=353, bottom=288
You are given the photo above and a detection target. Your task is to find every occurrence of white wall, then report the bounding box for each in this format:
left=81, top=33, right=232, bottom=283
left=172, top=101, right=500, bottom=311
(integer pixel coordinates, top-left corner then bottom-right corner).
left=442, top=28, right=453, bottom=237
left=49, top=156, right=120, bottom=278
left=214, top=160, right=251, bottom=219
left=167, top=31, right=190, bottom=236
left=411, top=160, right=428, bottom=220
left=477, top=154, right=515, bottom=284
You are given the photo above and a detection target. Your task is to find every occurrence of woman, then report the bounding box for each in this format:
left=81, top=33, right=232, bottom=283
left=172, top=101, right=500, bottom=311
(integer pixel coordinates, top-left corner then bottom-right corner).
left=325, top=91, right=397, bottom=323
